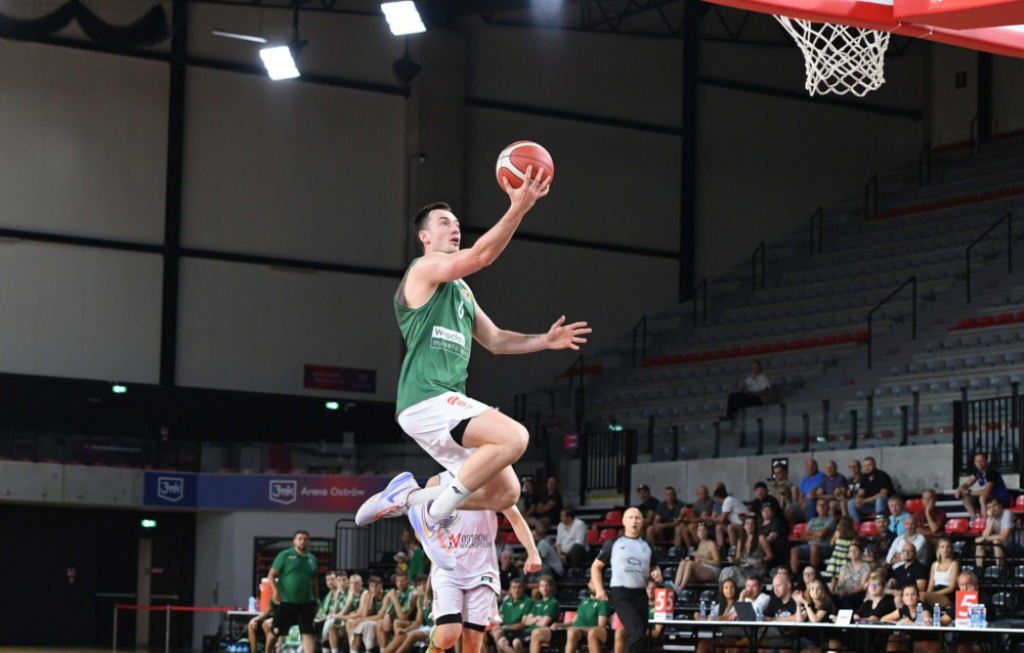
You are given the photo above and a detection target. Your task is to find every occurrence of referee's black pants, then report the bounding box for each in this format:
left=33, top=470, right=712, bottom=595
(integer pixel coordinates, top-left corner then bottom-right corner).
left=609, top=587, right=648, bottom=653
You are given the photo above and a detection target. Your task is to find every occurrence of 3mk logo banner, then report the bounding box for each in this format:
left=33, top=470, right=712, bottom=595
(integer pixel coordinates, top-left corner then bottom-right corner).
left=269, top=480, right=298, bottom=505
left=157, top=476, right=184, bottom=503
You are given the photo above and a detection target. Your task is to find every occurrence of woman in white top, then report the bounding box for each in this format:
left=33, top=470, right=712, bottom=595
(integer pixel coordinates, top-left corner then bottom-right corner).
left=696, top=578, right=739, bottom=653
left=921, top=537, right=959, bottom=608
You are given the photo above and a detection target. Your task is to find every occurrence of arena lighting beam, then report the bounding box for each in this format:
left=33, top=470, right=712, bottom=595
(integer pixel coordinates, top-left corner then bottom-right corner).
left=382, top=1, right=426, bottom=35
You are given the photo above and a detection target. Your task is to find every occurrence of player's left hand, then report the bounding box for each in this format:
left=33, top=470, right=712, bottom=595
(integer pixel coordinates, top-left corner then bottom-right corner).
left=524, top=551, right=543, bottom=573
left=546, top=316, right=592, bottom=351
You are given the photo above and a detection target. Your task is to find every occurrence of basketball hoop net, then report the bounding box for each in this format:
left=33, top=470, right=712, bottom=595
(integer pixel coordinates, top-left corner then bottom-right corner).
left=774, top=16, right=891, bottom=97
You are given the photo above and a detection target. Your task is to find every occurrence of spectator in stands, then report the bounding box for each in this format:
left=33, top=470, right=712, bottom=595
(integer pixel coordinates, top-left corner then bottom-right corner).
left=376, top=571, right=414, bottom=650
left=865, top=514, right=896, bottom=565
left=722, top=360, right=771, bottom=421
left=723, top=516, right=767, bottom=585
left=830, top=539, right=870, bottom=609
left=696, top=578, right=742, bottom=653
left=521, top=478, right=541, bottom=524
left=956, top=570, right=994, bottom=622
left=888, top=496, right=907, bottom=537
left=713, top=484, right=747, bottom=547
left=854, top=570, right=895, bottom=623
left=528, top=525, right=564, bottom=585
left=492, top=578, right=533, bottom=653
left=824, top=517, right=857, bottom=580
left=346, top=575, right=386, bottom=653
left=509, top=575, right=559, bottom=653
left=500, top=550, right=521, bottom=597
left=400, top=530, right=425, bottom=580
left=739, top=574, right=771, bottom=614
left=672, top=521, right=721, bottom=592
left=529, top=580, right=609, bottom=653
left=679, top=485, right=714, bottom=548
left=794, top=578, right=839, bottom=652
left=886, top=543, right=927, bottom=603
left=764, top=573, right=800, bottom=622
left=836, top=460, right=862, bottom=520
left=975, top=496, right=1021, bottom=567
left=796, top=565, right=821, bottom=593
left=791, top=498, right=837, bottom=572
left=819, top=460, right=847, bottom=515
left=881, top=583, right=933, bottom=653
left=914, top=489, right=946, bottom=539
left=534, top=476, right=565, bottom=529
left=647, top=486, right=684, bottom=544
left=886, top=516, right=929, bottom=568
left=795, top=459, right=827, bottom=521
left=957, top=452, right=1012, bottom=519
left=921, top=537, right=959, bottom=609
left=557, top=508, right=589, bottom=569
left=497, top=528, right=515, bottom=561
left=846, top=457, right=893, bottom=527
left=635, top=484, right=659, bottom=530
left=768, top=463, right=797, bottom=518
left=757, top=502, right=788, bottom=569
left=750, top=481, right=782, bottom=528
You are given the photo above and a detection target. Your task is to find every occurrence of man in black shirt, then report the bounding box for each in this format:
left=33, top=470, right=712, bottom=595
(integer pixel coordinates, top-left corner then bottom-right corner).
left=846, top=456, right=894, bottom=527
left=887, top=543, right=927, bottom=601
left=757, top=502, right=789, bottom=568
left=536, top=476, right=564, bottom=528
left=635, top=485, right=659, bottom=530
left=764, top=573, right=799, bottom=621
left=521, top=478, right=540, bottom=524
left=750, top=482, right=782, bottom=527
left=499, top=549, right=521, bottom=597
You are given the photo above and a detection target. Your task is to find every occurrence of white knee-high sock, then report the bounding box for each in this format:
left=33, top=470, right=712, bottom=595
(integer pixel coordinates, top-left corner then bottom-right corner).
left=427, top=476, right=471, bottom=519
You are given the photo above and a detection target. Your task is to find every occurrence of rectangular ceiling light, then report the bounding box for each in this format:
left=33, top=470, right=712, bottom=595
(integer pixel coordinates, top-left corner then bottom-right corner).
left=381, top=1, right=426, bottom=35
left=259, top=45, right=300, bottom=80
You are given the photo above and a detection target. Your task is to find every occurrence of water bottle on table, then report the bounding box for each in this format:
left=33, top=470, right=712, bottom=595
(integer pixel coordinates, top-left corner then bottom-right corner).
left=699, top=600, right=707, bottom=620
left=915, top=602, right=923, bottom=626
left=710, top=602, right=718, bottom=620
left=933, top=603, right=940, bottom=627
left=979, top=603, right=987, bottom=628
left=755, top=605, right=763, bottom=622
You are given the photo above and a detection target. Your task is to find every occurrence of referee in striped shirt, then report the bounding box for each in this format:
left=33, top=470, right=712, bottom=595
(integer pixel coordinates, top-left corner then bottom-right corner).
left=591, top=508, right=663, bottom=653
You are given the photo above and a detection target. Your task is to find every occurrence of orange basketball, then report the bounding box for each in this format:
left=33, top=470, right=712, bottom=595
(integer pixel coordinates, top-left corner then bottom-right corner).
left=495, top=141, right=554, bottom=190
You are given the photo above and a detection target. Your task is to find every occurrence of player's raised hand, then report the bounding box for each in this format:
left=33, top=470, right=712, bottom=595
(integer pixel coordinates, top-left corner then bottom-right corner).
left=502, top=165, right=551, bottom=213
left=546, top=315, right=592, bottom=351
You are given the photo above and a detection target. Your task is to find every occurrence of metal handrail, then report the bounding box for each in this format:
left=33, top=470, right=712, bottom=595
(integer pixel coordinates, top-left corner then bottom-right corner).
left=632, top=315, right=647, bottom=367
left=867, top=276, right=917, bottom=370
left=692, top=278, right=708, bottom=326
left=751, top=241, right=765, bottom=291
left=864, top=173, right=878, bottom=221
left=809, top=206, right=824, bottom=255
left=966, top=212, right=1012, bottom=303
left=918, top=142, right=931, bottom=188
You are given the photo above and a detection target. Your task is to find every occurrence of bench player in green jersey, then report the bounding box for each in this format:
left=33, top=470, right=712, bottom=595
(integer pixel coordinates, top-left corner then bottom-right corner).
left=356, top=165, right=590, bottom=571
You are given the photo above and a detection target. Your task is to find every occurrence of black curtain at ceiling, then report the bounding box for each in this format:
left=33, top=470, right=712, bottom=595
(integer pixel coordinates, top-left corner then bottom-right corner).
left=0, top=0, right=169, bottom=48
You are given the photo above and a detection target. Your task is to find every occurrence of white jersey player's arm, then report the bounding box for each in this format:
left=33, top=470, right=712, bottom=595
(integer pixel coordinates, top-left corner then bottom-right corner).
left=504, top=505, right=542, bottom=573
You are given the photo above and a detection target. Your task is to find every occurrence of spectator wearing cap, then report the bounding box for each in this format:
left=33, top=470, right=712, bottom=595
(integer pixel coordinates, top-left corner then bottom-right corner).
left=751, top=482, right=782, bottom=527
left=721, top=360, right=771, bottom=421
left=556, top=509, right=589, bottom=569
left=864, top=514, right=896, bottom=564
left=914, top=489, right=946, bottom=538
left=956, top=452, right=1012, bottom=519
left=636, top=485, right=659, bottom=530
left=846, top=457, right=893, bottom=527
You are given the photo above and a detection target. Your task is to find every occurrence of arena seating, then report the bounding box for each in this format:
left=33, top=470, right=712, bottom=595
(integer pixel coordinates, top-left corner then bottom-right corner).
left=522, top=134, right=1024, bottom=461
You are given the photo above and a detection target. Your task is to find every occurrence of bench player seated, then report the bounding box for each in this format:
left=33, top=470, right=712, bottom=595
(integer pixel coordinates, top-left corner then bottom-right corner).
left=587, top=581, right=664, bottom=653
left=528, top=580, right=610, bottom=653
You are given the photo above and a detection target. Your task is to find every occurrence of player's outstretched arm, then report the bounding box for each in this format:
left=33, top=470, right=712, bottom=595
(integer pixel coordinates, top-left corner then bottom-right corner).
left=473, top=304, right=591, bottom=356
left=413, top=166, right=551, bottom=285
left=505, top=504, right=543, bottom=573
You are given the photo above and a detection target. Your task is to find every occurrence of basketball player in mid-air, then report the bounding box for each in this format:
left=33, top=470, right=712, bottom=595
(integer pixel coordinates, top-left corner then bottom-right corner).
left=356, top=165, right=590, bottom=570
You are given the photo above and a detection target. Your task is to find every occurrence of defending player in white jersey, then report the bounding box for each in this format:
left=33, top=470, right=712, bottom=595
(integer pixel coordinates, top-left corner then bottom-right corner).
left=422, top=472, right=541, bottom=653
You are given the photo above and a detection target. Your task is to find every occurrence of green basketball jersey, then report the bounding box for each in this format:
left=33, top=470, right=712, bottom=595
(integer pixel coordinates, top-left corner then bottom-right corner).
left=395, top=259, right=476, bottom=414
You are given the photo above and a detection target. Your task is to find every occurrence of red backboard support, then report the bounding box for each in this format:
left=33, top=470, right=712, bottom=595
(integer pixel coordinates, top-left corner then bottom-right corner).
left=894, top=0, right=1024, bottom=30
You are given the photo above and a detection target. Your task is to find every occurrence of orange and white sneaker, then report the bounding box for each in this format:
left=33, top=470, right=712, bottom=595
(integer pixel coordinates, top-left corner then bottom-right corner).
left=355, top=472, right=418, bottom=526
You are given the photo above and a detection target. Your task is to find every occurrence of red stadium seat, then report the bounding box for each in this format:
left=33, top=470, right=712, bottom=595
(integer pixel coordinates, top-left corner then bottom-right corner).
left=957, top=318, right=978, bottom=330
left=684, top=353, right=699, bottom=363
left=920, top=427, right=935, bottom=435
left=904, top=499, right=923, bottom=514
left=966, top=518, right=987, bottom=537
left=805, top=337, right=821, bottom=348
left=757, top=344, right=772, bottom=355
left=742, top=346, right=757, bottom=356
left=657, top=356, right=670, bottom=366
left=1011, top=496, right=1024, bottom=514
left=714, top=349, right=728, bottom=359
left=1015, top=312, right=1024, bottom=323
left=562, top=611, right=577, bottom=624
left=671, top=354, right=684, bottom=364
left=945, top=518, right=968, bottom=536
left=854, top=331, right=869, bottom=342
left=588, top=529, right=601, bottom=546
left=838, top=333, right=853, bottom=343
left=821, top=335, right=838, bottom=346
left=698, top=351, right=713, bottom=361
left=859, top=521, right=878, bottom=537
left=611, top=614, right=624, bottom=630
left=772, top=342, right=788, bottom=353
left=599, top=528, right=617, bottom=543
left=728, top=348, right=743, bottom=358
left=788, top=340, right=804, bottom=350
left=595, top=511, right=623, bottom=527
left=643, top=357, right=657, bottom=366
left=997, top=313, right=1014, bottom=325
left=789, top=523, right=807, bottom=541
left=498, top=516, right=512, bottom=530
left=877, top=430, right=894, bottom=438
left=978, top=316, right=995, bottom=328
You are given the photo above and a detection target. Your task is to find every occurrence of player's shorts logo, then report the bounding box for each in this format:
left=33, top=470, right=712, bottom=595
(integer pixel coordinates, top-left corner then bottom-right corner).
left=446, top=395, right=473, bottom=410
